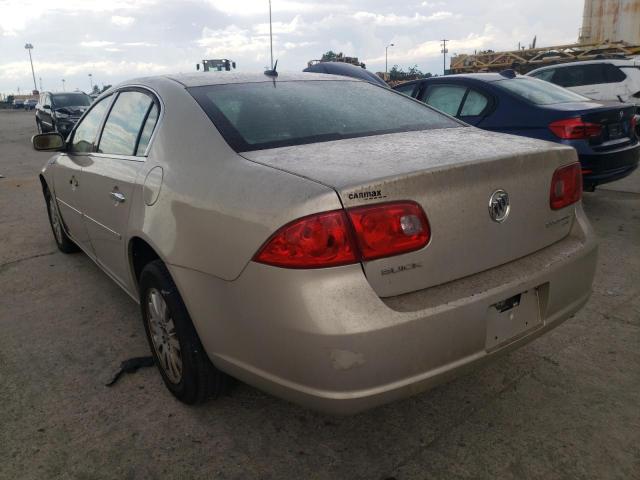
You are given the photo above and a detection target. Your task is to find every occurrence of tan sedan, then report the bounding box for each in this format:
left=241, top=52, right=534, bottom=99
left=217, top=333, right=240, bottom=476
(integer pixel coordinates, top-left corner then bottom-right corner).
left=33, top=72, right=597, bottom=414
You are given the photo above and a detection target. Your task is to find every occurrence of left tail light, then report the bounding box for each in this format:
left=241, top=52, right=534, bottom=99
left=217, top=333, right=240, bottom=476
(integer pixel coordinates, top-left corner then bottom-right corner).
left=550, top=163, right=582, bottom=210
left=549, top=118, right=602, bottom=140
left=254, top=201, right=430, bottom=268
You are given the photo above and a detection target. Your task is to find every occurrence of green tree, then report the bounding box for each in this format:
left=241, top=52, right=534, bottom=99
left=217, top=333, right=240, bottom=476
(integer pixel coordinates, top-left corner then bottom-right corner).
left=321, top=50, right=338, bottom=62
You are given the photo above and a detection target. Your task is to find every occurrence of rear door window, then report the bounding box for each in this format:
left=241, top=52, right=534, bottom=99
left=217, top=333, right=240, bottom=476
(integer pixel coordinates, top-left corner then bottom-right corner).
left=394, top=82, right=418, bottom=97
left=135, top=103, right=160, bottom=155
left=605, top=64, right=627, bottom=83
left=422, top=84, right=467, bottom=116
left=531, top=69, right=556, bottom=82
left=554, top=64, right=607, bottom=87
left=460, top=89, right=489, bottom=116
left=98, top=91, right=154, bottom=156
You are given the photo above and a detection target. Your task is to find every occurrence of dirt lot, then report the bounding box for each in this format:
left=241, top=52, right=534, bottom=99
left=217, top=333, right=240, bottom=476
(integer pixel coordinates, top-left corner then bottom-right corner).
left=1, top=109, right=639, bottom=479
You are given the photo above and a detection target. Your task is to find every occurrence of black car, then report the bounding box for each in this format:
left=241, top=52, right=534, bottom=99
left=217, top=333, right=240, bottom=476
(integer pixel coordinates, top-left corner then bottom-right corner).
left=35, top=92, right=92, bottom=137
left=394, top=72, right=639, bottom=190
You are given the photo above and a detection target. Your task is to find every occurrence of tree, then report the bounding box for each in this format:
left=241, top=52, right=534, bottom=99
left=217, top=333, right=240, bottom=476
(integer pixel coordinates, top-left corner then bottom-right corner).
left=91, top=85, right=100, bottom=95
left=321, top=51, right=338, bottom=62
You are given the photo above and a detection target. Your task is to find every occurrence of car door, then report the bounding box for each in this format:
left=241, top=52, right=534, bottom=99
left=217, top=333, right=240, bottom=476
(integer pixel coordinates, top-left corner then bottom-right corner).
left=555, top=64, right=609, bottom=99
left=52, top=95, right=113, bottom=254
left=80, top=89, right=160, bottom=290
left=40, top=93, right=54, bottom=130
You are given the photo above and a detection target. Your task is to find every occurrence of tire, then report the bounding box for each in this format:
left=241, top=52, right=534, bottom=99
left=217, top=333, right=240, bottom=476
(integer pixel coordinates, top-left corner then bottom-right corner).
left=139, top=260, right=228, bottom=404
left=45, top=189, right=80, bottom=253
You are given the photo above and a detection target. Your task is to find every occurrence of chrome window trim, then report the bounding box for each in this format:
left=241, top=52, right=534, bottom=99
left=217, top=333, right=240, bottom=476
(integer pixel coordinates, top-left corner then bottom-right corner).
left=95, top=84, right=164, bottom=160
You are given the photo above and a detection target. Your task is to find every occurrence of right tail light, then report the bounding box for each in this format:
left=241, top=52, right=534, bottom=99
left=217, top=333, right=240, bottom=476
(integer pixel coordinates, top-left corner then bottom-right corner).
left=549, top=118, right=602, bottom=140
left=550, top=163, right=582, bottom=210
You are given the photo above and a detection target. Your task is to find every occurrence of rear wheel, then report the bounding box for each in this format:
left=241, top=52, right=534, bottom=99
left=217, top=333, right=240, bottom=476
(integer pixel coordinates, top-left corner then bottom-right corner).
left=139, top=259, right=228, bottom=404
left=45, top=190, right=80, bottom=253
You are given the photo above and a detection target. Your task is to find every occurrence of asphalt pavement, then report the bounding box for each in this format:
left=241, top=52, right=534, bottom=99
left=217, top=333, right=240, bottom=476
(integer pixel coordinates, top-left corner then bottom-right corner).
left=1, top=109, right=638, bottom=479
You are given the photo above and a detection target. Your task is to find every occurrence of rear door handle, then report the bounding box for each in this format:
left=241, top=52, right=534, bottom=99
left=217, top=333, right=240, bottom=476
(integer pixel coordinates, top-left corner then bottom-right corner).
left=110, top=191, right=126, bottom=203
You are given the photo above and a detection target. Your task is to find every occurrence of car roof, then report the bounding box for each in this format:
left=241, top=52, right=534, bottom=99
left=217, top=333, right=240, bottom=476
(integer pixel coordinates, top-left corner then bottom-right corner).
left=141, top=71, right=356, bottom=88
left=529, top=58, right=638, bottom=73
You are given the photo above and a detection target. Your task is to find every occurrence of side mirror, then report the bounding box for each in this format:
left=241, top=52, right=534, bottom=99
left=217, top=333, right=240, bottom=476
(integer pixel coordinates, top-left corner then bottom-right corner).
left=32, top=133, right=65, bottom=151
left=43, top=104, right=51, bottom=110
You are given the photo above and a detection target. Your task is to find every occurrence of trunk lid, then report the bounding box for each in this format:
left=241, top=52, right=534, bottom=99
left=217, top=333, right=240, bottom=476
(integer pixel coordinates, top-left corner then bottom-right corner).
left=242, top=127, right=579, bottom=297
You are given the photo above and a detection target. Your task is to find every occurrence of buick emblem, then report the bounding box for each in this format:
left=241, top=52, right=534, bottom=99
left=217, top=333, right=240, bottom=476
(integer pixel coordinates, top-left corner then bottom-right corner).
left=489, top=189, right=510, bottom=223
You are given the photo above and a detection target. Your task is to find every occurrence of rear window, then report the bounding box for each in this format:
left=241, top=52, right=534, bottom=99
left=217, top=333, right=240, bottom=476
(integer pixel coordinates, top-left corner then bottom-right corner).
left=189, top=80, right=460, bottom=151
left=494, top=77, right=589, bottom=105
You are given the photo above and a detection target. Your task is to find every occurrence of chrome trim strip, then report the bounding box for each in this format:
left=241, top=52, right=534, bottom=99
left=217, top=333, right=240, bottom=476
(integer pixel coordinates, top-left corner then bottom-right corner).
left=56, top=197, right=82, bottom=215
left=83, top=213, right=122, bottom=239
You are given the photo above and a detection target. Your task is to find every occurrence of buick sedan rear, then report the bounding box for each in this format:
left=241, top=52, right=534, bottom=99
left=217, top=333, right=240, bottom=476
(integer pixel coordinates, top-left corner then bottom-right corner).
left=34, top=73, right=598, bottom=414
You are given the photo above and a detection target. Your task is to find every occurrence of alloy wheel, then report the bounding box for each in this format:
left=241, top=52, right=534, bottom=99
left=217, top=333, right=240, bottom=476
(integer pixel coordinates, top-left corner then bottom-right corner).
left=146, top=288, right=183, bottom=384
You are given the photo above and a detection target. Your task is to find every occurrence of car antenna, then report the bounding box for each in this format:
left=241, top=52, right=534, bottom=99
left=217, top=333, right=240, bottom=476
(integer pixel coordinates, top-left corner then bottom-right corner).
left=264, top=59, right=279, bottom=78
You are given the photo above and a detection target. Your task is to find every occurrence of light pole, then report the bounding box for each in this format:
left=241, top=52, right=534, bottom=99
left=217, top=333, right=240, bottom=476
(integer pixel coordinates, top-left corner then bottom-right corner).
left=62, top=79, right=65, bottom=92
left=88, top=73, right=93, bottom=91
left=39, top=76, right=42, bottom=91
left=440, top=39, right=449, bottom=75
left=24, top=43, right=37, bottom=92
left=385, top=43, right=394, bottom=77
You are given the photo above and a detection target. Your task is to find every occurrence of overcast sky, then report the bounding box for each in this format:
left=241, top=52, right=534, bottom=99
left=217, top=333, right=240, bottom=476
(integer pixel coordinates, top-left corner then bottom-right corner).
left=0, top=0, right=584, bottom=95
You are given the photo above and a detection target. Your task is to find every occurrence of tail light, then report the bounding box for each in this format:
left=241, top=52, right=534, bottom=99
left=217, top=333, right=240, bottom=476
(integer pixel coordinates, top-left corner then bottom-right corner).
left=631, top=115, right=638, bottom=135
left=254, top=201, right=430, bottom=268
left=550, top=163, right=582, bottom=210
left=549, top=118, right=602, bottom=139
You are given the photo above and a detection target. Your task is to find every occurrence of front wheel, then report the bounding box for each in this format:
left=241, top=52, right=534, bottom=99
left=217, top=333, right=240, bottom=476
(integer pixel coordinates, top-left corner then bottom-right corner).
left=139, top=260, right=228, bottom=404
left=45, top=191, right=79, bottom=253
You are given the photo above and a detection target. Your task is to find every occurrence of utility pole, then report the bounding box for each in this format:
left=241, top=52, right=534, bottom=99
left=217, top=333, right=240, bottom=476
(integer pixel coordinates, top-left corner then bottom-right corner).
left=440, top=39, right=448, bottom=76
left=385, top=43, right=394, bottom=77
left=89, top=73, right=93, bottom=91
left=62, top=79, right=65, bottom=92
left=24, top=43, right=37, bottom=92
left=39, top=77, right=42, bottom=91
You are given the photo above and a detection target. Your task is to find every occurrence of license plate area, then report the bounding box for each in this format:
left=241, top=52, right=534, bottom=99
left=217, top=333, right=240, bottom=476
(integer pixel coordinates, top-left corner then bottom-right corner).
left=485, top=290, right=541, bottom=351
left=607, top=122, right=624, bottom=140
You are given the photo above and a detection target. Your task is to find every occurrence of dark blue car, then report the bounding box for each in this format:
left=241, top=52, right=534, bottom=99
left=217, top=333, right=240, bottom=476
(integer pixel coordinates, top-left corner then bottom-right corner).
left=393, top=72, right=639, bottom=190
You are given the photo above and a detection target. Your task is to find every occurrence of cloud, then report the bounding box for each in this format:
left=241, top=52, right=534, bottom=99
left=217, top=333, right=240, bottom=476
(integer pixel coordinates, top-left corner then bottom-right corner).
left=122, top=42, right=158, bottom=47
left=80, top=41, right=116, bottom=48
left=197, top=25, right=270, bottom=57
left=353, top=11, right=455, bottom=27
left=111, top=15, right=136, bottom=27
left=206, top=0, right=345, bottom=15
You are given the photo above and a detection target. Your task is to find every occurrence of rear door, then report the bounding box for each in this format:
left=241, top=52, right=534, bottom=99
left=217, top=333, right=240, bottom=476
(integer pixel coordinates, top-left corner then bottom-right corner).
left=80, top=89, right=160, bottom=290
left=52, top=95, right=113, bottom=254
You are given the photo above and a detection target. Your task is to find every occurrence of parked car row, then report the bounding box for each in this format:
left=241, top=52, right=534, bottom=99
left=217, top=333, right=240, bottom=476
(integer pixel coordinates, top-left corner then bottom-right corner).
left=32, top=71, right=598, bottom=414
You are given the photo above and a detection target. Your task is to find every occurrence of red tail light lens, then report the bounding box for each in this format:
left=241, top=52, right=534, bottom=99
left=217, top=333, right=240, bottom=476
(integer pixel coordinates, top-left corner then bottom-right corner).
left=549, top=118, right=602, bottom=139
left=631, top=115, right=638, bottom=135
left=254, top=201, right=430, bottom=268
left=550, top=163, right=582, bottom=210
left=254, top=210, right=358, bottom=268
left=347, top=201, right=430, bottom=261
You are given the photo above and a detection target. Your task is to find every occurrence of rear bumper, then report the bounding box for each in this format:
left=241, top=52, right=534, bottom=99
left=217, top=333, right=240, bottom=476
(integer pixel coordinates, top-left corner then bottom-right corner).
left=580, top=142, right=640, bottom=187
left=171, top=205, right=598, bottom=415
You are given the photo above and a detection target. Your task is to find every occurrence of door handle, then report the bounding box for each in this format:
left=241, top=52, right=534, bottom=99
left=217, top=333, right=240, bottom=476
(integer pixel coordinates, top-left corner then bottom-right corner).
left=110, top=191, right=126, bottom=203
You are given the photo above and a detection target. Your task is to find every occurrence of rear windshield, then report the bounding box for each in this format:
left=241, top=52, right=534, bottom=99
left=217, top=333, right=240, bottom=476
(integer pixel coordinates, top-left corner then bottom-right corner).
left=51, top=93, right=92, bottom=108
left=494, top=77, right=590, bottom=105
left=188, top=80, right=460, bottom=151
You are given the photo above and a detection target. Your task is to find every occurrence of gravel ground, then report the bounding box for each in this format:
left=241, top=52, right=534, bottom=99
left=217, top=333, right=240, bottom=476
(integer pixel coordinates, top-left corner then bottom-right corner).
left=1, top=109, right=638, bottom=480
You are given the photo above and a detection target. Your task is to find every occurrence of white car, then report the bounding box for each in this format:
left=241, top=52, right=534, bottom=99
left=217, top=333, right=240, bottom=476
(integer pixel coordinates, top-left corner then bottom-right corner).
left=527, top=59, right=640, bottom=109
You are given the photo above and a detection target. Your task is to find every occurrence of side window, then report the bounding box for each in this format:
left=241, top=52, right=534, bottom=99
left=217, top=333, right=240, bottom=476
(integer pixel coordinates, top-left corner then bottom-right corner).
left=555, top=65, right=607, bottom=87
left=135, top=103, right=159, bottom=155
left=98, top=91, right=154, bottom=156
left=605, top=64, right=627, bottom=83
left=394, top=83, right=417, bottom=97
left=532, top=69, right=555, bottom=82
left=70, top=96, right=112, bottom=153
left=460, top=89, right=489, bottom=116
left=422, top=84, right=467, bottom=116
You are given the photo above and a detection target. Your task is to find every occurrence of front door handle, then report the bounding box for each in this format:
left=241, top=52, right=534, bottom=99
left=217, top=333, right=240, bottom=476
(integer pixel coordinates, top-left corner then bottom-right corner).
left=110, top=191, right=126, bottom=203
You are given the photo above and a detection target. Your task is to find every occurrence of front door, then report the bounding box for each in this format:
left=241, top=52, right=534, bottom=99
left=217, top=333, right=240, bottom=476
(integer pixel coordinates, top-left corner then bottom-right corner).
left=81, top=89, right=160, bottom=291
left=53, top=94, right=113, bottom=254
